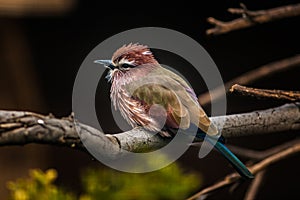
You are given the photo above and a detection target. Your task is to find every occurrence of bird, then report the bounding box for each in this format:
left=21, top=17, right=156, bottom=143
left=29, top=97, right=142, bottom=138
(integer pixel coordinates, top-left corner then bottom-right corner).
left=94, top=43, right=254, bottom=179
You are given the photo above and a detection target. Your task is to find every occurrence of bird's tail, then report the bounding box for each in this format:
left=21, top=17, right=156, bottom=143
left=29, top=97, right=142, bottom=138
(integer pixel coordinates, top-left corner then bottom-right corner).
left=168, top=125, right=254, bottom=179
left=205, top=136, right=254, bottom=179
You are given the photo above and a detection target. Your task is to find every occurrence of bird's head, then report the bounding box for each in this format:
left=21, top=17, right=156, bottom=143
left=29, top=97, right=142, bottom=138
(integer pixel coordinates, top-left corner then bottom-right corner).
left=94, top=43, right=159, bottom=82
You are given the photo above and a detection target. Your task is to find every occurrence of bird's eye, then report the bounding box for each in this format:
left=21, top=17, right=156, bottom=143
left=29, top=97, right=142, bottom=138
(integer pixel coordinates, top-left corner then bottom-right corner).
left=121, top=63, right=133, bottom=68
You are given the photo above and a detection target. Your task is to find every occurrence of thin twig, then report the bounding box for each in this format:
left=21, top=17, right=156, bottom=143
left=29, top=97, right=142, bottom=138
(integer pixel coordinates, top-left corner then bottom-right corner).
left=207, top=3, right=300, bottom=35
left=230, top=84, right=300, bottom=102
left=198, top=55, right=300, bottom=106
left=251, top=143, right=300, bottom=173
left=186, top=141, right=300, bottom=200
left=226, top=139, right=300, bottom=160
left=244, top=170, right=266, bottom=200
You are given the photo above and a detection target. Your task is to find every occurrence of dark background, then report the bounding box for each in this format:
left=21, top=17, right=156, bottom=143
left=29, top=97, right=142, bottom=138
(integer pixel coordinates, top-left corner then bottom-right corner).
left=0, top=0, right=299, bottom=199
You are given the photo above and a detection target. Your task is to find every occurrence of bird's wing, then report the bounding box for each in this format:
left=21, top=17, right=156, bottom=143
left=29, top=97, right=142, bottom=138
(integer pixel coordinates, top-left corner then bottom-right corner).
left=153, top=67, right=218, bottom=135
left=131, top=83, right=191, bottom=129
left=128, top=70, right=217, bottom=135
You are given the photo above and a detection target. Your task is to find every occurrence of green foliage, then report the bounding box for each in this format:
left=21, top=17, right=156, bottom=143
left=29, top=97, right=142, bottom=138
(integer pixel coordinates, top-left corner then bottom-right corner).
left=8, top=158, right=201, bottom=200
left=80, top=162, right=201, bottom=200
left=7, top=169, right=75, bottom=200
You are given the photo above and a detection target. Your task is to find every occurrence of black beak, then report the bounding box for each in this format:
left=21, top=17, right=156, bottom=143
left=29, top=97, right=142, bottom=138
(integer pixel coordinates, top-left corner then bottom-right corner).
left=94, top=60, right=115, bottom=70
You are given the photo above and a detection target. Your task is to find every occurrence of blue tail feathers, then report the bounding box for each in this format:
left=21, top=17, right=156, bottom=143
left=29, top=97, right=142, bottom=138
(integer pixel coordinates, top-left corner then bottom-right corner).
left=207, top=137, right=254, bottom=179
left=197, top=129, right=254, bottom=179
left=166, top=125, right=254, bottom=179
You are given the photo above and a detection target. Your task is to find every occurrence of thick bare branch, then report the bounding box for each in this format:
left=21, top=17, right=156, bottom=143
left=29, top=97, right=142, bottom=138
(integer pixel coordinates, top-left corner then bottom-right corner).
left=199, top=55, right=300, bottom=106
left=207, top=3, right=300, bottom=35
left=212, top=103, right=300, bottom=138
left=187, top=141, right=300, bottom=200
left=0, top=111, right=84, bottom=149
left=0, top=103, right=299, bottom=157
left=230, top=84, right=300, bottom=101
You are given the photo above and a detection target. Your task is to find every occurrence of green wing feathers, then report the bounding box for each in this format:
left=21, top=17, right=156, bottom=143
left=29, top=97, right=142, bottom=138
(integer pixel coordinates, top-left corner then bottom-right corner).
left=132, top=84, right=190, bottom=129
left=129, top=67, right=218, bottom=135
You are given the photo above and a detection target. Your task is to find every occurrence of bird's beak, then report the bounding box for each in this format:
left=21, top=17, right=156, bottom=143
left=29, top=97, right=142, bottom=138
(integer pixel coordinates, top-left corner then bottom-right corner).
left=94, top=59, right=115, bottom=70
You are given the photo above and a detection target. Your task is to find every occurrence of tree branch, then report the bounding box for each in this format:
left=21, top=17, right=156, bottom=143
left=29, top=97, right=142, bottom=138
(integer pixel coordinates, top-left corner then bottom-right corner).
left=226, top=138, right=300, bottom=160
left=244, top=170, right=266, bottom=200
left=207, top=3, right=300, bottom=35
left=0, top=111, right=84, bottom=150
left=0, top=103, right=299, bottom=157
left=230, top=84, right=300, bottom=102
left=198, top=55, right=300, bottom=106
left=187, top=140, right=300, bottom=200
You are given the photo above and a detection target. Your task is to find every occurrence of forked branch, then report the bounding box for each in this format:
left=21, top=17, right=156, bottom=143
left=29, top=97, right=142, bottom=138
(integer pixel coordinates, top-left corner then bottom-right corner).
left=198, top=55, right=300, bottom=106
left=207, top=3, right=300, bottom=35
left=187, top=140, right=300, bottom=200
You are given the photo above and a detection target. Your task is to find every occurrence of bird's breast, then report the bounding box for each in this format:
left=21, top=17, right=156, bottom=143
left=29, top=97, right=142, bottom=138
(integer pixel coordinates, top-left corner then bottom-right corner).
left=110, top=81, right=154, bottom=129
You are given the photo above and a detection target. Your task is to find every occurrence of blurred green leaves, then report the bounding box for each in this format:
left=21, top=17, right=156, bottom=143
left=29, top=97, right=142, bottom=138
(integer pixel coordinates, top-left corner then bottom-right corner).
left=80, top=162, right=201, bottom=200
left=7, top=169, right=75, bottom=200
left=8, top=159, right=201, bottom=200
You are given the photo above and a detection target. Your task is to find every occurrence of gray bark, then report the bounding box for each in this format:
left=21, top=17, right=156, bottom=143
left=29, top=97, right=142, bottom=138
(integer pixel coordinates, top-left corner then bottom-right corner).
left=0, top=103, right=299, bottom=158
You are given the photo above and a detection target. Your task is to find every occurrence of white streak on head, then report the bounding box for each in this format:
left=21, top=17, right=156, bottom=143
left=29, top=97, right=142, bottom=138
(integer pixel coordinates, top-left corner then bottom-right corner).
left=118, top=58, right=135, bottom=65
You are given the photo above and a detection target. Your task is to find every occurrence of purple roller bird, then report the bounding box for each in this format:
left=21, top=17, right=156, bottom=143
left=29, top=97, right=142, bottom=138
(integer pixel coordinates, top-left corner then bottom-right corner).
left=94, top=43, right=254, bottom=179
